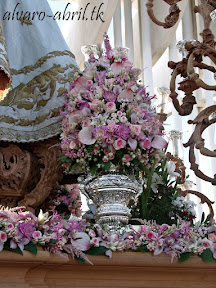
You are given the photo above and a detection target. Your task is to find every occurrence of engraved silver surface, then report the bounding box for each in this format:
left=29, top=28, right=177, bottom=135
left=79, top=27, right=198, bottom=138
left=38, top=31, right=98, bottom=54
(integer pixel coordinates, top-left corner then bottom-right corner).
left=78, top=174, right=143, bottom=230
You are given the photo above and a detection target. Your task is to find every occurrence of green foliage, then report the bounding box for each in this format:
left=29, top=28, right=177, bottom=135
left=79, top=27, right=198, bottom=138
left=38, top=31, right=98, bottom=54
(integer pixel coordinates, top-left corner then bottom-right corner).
left=43, top=239, right=57, bottom=246
left=137, top=246, right=149, bottom=252
left=24, top=243, right=37, bottom=256
left=179, top=252, right=194, bottom=263
left=4, top=240, right=23, bottom=255
left=199, top=249, right=214, bottom=263
left=85, top=246, right=109, bottom=255
left=90, top=163, right=98, bottom=175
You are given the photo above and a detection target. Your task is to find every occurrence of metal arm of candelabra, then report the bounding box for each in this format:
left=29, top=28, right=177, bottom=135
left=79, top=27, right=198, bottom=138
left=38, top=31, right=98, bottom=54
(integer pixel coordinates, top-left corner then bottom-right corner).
left=146, top=0, right=182, bottom=29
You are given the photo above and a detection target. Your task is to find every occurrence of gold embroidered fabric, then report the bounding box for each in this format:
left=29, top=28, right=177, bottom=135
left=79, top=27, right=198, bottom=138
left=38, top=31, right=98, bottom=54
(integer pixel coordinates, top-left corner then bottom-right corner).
left=0, top=0, right=79, bottom=143
left=0, top=50, right=78, bottom=142
left=0, top=22, right=11, bottom=101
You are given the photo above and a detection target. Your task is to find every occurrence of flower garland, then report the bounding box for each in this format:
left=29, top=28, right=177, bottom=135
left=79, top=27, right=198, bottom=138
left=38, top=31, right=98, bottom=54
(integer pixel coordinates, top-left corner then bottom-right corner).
left=0, top=202, right=215, bottom=264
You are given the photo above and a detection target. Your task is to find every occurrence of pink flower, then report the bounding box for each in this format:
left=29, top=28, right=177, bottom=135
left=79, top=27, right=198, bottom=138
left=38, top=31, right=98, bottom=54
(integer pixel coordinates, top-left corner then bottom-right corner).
left=117, top=88, right=134, bottom=102
left=208, top=233, right=216, bottom=242
left=147, top=231, right=156, bottom=241
left=92, top=238, right=99, bottom=245
left=110, top=62, right=125, bottom=74
left=106, top=102, right=116, bottom=113
left=128, top=138, right=137, bottom=150
left=69, top=110, right=85, bottom=125
left=120, top=116, right=127, bottom=123
left=18, top=222, right=36, bottom=240
left=113, top=139, right=126, bottom=150
left=82, top=119, right=91, bottom=127
left=89, top=99, right=101, bottom=112
left=0, top=232, right=7, bottom=243
left=151, top=136, right=168, bottom=149
left=32, top=231, right=42, bottom=239
left=78, top=127, right=96, bottom=145
left=140, top=138, right=151, bottom=149
left=130, top=125, right=142, bottom=136
left=123, top=154, right=131, bottom=162
left=97, top=56, right=110, bottom=68
left=71, top=232, right=91, bottom=251
left=6, top=223, right=13, bottom=230
left=69, top=141, right=76, bottom=149
left=202, top=238, right=213, bottom=248
left=73, top=76, right=89, bottom=93
left=113, top=85, right=122, bottom=95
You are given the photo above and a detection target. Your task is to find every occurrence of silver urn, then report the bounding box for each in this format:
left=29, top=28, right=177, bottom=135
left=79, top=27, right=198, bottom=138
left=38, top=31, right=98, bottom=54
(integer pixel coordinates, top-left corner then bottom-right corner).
left=78, top=174, right=143, bottom=230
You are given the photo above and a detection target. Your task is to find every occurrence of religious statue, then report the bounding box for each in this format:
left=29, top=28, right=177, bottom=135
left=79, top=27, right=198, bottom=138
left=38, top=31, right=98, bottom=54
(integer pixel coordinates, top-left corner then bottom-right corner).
left=0, top=0, right=78, bottom=212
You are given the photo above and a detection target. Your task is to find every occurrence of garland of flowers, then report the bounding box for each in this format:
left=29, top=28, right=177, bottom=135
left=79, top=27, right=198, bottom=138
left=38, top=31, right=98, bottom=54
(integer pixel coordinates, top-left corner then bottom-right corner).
left=0, top=195, right=215, bottom=264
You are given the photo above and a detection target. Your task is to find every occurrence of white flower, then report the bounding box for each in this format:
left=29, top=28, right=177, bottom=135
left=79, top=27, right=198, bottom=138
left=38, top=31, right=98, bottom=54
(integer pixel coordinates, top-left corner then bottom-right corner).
left=37, top=210, right=49, bottom=225
left=165, top=161, right=180, bottom=178
left=150, top=173, right=163, bottom=193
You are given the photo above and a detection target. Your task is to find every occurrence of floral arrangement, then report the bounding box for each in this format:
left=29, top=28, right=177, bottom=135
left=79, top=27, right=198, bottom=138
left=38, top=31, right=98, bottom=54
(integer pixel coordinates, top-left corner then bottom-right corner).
left=131, top=156, right=196, bottom=224
left=60, top=34, right=167, bottom=176
left=49, top=185, right=82, bottom=218
left=0, top=202, right=215, bottom=264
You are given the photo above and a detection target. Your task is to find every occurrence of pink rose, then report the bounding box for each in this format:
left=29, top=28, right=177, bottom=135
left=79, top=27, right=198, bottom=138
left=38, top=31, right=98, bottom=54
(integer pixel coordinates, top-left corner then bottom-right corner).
left=202, top=239, right=212, bottom=248
left=113, top=139, right=126, bottom=150
left=208, top=233, right=216, bottom=242
left=140, top=138, right=151, bottom=149
left=69, top=141, right=76, bottom=149
left=90, top=99, right=101, bottom=112
left=130, top=125, right=142, bottom=136
left=123, top=154, right=131, bottom=162
left=106, top=102, right=116, bottom=113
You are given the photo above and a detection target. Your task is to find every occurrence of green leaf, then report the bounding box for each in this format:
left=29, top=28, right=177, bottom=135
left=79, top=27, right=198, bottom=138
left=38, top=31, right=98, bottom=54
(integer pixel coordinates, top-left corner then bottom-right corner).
left=86, top=145, right=93, bottom=153
left=102, top=161, right=110, bottom=171
left=24, top=243, right=37, bottom=256
left=43, top=239, right=57, bottom=247
left=90, top=163, right=98, bottom=176
left=205, top=213, right=213, bottom=224
left=58, top=154, right=71, bottom=163
left=179, top=252, right=193, bottom=263
left=68, top=163, right=78, bottom=173
left=85, top=246, right=109, bottom=255
left=137, top=246, right=149, bottom=252
left=75, top=256, right=85, bottom=264
left=4, top=241, right=23, bottom=255
left=199, top=249, right=214, bottom=263
left=132, top=159, right=140, bottom=167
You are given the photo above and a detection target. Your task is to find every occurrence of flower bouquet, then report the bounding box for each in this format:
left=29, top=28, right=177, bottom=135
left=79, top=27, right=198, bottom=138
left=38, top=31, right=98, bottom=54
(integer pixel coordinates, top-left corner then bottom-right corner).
left=60, top=33, right=167, bottom=177
left=60, top=34, right=168, bottom=229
